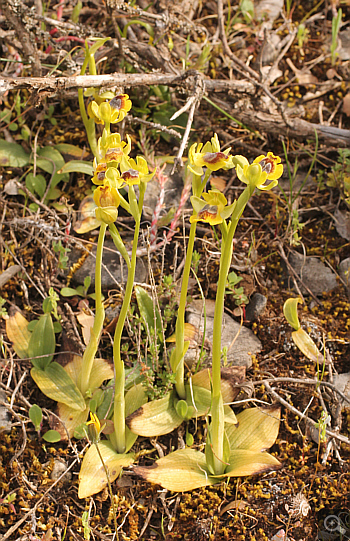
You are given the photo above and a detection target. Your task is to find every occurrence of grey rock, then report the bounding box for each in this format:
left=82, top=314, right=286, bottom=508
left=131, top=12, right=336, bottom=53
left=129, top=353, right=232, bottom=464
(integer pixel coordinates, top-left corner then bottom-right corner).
left=186, top=299, right=262, bottom=369
left=332, top=372, right=350, bottom=411
left=339, top=258, right=350, bottom=299
left=69, top=239, right=147, bottom=291
left=334, top=208, right=350, bottom=241
left=0, top=389, right=11, bottom=433
left=287, top=251, right=338, bottom=296
left=245, top=293, right=267, bottom=322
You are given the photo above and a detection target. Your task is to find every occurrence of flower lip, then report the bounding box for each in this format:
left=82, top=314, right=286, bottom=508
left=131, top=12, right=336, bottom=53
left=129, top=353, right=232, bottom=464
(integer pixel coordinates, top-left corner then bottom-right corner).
left=253, top=152, right=283, bottom=181
left=122, top=168, right=139, bottom=180
left=105, top=147, right=124, bottom=162
left=203, top=152, right=228, bottom=164
left=197, top=204, right=219, bottom=220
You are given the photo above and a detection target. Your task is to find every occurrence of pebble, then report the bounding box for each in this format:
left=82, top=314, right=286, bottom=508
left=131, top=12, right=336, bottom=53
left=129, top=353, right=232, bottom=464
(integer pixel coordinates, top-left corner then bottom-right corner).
left=339, top=257, right=350, bottom=299
left=69, top=239, right=147, bottom=291
left=245, top=292, right=267, bottom=322
left=50, top=458, right=72, bottom=483
left=0, top=389, right=11, bottom=433
left=287, top=251, right=338, bottom=296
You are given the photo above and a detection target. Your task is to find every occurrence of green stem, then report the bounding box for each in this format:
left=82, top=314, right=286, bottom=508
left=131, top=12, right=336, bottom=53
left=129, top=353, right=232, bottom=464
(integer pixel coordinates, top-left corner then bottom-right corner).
left=78, top=52, right=98, bottom=158
left=172, top=220, right=197, bottom=399
left=211, top=185, right=255, bottom=475
left=171, top=168, right=211, bottom=399
left=79, top=223, right=107, bottom=396
left=112, top=185, right=145, bottom=453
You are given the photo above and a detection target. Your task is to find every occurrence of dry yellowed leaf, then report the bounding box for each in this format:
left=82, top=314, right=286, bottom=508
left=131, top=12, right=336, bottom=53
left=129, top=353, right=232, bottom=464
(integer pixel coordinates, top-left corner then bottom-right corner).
left=77, top=311, right=94, bottom=345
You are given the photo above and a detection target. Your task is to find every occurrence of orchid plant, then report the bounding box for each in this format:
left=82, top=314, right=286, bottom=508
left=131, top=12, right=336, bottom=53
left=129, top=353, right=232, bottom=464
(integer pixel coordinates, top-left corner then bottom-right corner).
left=133, top=152, right=284, bottom=490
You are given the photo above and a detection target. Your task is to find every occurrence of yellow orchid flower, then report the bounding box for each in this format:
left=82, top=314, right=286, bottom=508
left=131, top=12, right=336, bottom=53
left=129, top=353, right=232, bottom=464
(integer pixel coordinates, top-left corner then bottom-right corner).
left=92, top=161, right=107, bottom=185
left=236, top=161, right=279, bottom=191
left=119, top=155, right=155, bottom=186
left=253, top=152, right=283, bottom=180
left=93, top=184, right=120, bottom=224
left=190, top=190, right=236, bottom=226
left=98, top=132, right=132, bottom=162
left=188, top=133, right=235, bottom=177
left=89, top=94, right=132, bottom=125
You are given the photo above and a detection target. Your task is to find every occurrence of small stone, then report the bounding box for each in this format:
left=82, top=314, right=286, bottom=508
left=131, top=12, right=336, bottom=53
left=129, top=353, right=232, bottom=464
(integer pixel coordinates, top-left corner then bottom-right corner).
left=245, top=293, right=267, bottom=322
left=186, top=299, right=262, bottom=369
left=69, top=239, right=147, bottom=291
left=50, top=458, right=72, bottom=483
left=339, top=258, right=350, bottom=299
left=0, top=389, right=11, bottom=433
left=287, top=251, right=337, bottom=296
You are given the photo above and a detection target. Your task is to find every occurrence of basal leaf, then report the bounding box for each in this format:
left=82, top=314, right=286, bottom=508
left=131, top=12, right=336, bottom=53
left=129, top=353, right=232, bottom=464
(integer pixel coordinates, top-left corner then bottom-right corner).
left=89, top=358, right=114, bottom=392
left=126, top=391, right=182, bottom=437
left=226, top=405, right=280, bottom=452
left=223, top=450, right=282, bottom=477
left=51, top=402, right=89, bottom=439
left=78, top=441, right=134, bottom=498
left=5, top=311, right=31, bottom=358
left=134, top=448, right=216, bottom=492
left=31, top=363, right=86, bottom=411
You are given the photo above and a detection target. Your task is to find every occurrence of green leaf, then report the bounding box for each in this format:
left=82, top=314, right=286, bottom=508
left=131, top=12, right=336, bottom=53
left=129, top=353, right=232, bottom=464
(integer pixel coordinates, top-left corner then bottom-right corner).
left=176, top=399, right=188, bottom=418
left=29, top=203, right=39, bottom=212
left=58, top=160, right=94, bottom=176
left=135, top=286, right=162, bottom=335
left=25, top=173, right=46, bottom=198
left=0, top=140, right=30, bottom=167
left=29, top=404, right=42, bottom=431
left=34, top=147, right=69, bottom=190
left=88, top=37, right=111, bottom=58
left=78, top=441, right=134, bottom=498
left=43, top=430, right=61, bottom=443
left=134, top=448, right=216, bottom=491
left=53, top=321, right=62, bottom=333
left=225, top=405, right=280, bottom=452
left=283, top=297, right=302, bottom=331
left=5, top=311, right=31, bottom=358
left=60, top=287, right=80, bottom=297
left=31, top=363, right=86, bottom=411
left=28, top=313, right=55, bottom=370
left=45, top=187, right=61, bottom=200
left=54, top=143, right=88, bottom=157
left=292, top=328, right=324, bottom=363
